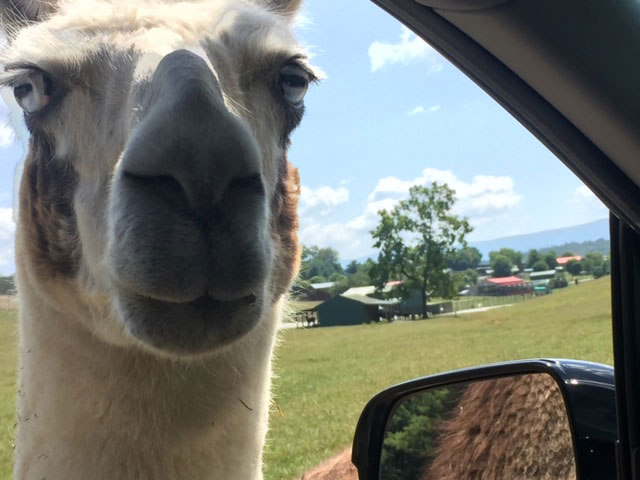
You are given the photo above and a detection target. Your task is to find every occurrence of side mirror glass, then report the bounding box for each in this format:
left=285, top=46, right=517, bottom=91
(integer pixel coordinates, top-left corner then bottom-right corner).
left=380, top=373, right=575, bottom=480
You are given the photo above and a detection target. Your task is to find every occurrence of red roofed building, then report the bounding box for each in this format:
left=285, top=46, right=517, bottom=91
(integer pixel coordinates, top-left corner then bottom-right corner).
left=486, top=276, right=524, bottom=286
left=478, top=276, right=533, bottom=296
left=556, top=255, right=582, bottom=265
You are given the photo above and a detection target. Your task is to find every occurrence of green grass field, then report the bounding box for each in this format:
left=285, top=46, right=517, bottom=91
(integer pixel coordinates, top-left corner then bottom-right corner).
left=265, top=277, right=613, bottom=479
left=0, top=310, right=18, bottom=480
left=0, top=278, right=613, bottom=479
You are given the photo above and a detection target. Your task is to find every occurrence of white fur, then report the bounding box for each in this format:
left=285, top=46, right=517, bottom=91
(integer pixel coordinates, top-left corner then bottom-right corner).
left=3, top=0, right=307, bottom=478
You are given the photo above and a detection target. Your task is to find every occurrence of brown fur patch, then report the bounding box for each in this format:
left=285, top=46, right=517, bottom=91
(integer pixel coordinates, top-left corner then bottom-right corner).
left=272, top=159, right=300, bottom=298
left=301, top=447, right=358, bottom=480
left=424, top=374, right=575, bottom=480
left=19, top=136, right=80, bottom=280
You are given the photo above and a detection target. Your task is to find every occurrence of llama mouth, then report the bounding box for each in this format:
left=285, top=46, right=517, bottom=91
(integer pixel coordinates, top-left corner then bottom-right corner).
left=115, top=289, right=265, bottom=356
left=143, top=292, right=258, bottom=308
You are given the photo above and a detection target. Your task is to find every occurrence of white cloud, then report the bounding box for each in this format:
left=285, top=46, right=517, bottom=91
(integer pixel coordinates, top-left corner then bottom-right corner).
left=299, top=185, right=350, bottom=216
left=298, top=168, right=522, bottom=260
left=429, top=105, right=441, bottom=112
left=406, top=106, right=425, bottom=116
left=0, top=208, right=16, bottom=275
left=369, top=26, right=442, bottom=72
left=367, top=168, right=521, bottom=227
left=293, top=11, right=313, bottom=30
left=0, top=122, right=15, bottom=148
left=567, top=184, right=608, bottom=223
left=574, top=185, right=597, bottom=201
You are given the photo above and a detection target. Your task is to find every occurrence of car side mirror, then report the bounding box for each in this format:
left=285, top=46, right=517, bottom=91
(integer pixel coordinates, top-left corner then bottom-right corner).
left=352, top=359, right=617, bottom=480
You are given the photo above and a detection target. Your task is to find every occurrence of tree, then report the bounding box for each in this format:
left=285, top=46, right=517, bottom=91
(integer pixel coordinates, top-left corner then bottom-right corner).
left=582, top=252, right=610, bottom=278
left=532, top=260, right=549, bottom=272
left=491, top=255, right=513, bottom=277
left=560, top=251, right=575, bottom=257
left=448, top=246, right=482, bottom=271
left=543, top=251, right=557, bottom=269
left=489, top=248, right=523, bottom=270
left=370, top=184, right=472, bottom=318
left=452, top=269, right=479, bottom=292
left=299, top=246, right=343, bottom=281
left=345, top=260, right=359, bottom=275
left=565, top=259, right=582, bottom=276
left=0, top=276, right=15, bottom=295
left=548, top=272, right=569, bottom=289
left=526, top=249, right=542, bottom=268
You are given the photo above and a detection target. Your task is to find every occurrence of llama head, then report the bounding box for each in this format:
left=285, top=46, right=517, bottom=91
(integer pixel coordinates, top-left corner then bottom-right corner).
left=0, top=0, right=311, bottom=357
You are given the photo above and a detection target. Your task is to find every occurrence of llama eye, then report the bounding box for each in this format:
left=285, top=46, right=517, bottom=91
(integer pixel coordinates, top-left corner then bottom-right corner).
left=278, top=64, right=309, bottom=107
left=13, top=72, right=53, bottom=114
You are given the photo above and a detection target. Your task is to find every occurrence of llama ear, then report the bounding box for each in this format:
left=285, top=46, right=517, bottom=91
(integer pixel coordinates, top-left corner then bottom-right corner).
left=266, top=0, right=303, bottom=18
left=1, top=0, right=58, bottom=34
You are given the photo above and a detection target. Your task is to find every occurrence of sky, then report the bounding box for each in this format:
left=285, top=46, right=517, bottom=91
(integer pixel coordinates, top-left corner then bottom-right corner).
left=0, top=0, right=609, bottom=275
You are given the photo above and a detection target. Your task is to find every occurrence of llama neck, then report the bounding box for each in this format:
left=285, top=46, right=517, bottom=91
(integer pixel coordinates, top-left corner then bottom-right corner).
left=14, top=288, right=279, bottom=480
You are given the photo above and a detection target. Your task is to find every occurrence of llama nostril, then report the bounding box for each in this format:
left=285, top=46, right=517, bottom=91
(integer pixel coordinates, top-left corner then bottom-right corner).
left=224, top=174, right=265, bottom=198
left=121, top=171, right=189, bottom=205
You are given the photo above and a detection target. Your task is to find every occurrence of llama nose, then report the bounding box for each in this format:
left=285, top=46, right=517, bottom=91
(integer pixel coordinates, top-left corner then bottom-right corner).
left=120, top=49, right=263, bottom=214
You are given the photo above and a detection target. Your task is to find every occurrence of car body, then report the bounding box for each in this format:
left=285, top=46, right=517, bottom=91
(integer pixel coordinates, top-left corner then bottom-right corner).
left=352, top=1, right=640, bottom=478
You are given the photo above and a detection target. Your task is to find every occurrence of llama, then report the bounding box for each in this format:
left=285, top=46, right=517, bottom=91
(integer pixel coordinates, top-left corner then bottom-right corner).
left=0, top=0, right=313, bottom=478
left=301, top=374, right=575, bottom=479
left=423, top=374, right=575, bottom=480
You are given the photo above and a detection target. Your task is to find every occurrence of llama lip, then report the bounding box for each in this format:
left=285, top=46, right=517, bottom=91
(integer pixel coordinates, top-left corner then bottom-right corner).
left=115, top=288, right=265, bottom=356
left=178, top=293, right=257, bottom=308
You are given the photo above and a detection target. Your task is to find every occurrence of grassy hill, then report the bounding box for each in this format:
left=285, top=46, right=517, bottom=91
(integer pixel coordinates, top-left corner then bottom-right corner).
left=0, top=278, right=613, bottom=479
left=265, top=277, right=613, bottom=479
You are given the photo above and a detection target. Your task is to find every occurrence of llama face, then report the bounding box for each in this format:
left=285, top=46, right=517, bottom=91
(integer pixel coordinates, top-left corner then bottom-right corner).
left=1, top=0, right=309, bottom=357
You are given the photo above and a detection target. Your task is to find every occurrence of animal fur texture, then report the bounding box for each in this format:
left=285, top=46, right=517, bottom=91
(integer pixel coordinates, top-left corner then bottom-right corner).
left=0, top=1, right=310, bottom=478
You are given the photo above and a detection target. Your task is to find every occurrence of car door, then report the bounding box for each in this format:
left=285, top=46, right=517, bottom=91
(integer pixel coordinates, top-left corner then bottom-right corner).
left=369, top=0, right=640, bottom=478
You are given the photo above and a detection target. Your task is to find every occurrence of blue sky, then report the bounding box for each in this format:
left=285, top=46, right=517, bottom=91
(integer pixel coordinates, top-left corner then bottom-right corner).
left=0, top=0, right=608, bottom=275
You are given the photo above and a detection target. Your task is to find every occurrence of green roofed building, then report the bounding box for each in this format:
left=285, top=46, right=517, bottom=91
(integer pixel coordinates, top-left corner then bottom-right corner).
left=315, top=294, right=398, bottom=327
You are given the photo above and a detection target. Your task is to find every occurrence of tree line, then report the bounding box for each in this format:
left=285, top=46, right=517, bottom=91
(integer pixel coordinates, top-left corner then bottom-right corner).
left=295, top=182, right=610, bottom=318
left=0, top=276, right=15, bottom=295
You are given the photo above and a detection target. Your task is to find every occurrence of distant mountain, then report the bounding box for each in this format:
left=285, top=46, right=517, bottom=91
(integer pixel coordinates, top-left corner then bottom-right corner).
left=540, top=238, right=609, bottom=257
left=470, top=218, right=609, bottom=259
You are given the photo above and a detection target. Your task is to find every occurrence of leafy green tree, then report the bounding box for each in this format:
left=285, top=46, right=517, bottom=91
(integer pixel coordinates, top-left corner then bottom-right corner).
left=582, top=252, right=610, bottom=278
left=328, top=272, right=346, bottom=282
left=560, top=251, right=576, bottom=257
left=381, top=385, right=465, bottom=480
left=370, top=184, right=472, bottom=318
left=565, top=259, right=582, bottom=276
left=532, top=260, right=550, bottom=272
left=345, top=260, right=359, bottom=275
left=491, top=255, right=513, bottom=277
left=0, top=276, right=15, bottom=295
left=299, top=246, right=343, bottom=281
left=548, top=273, right=569, bottom=289
left=490, top=248, right=523, bottom=270
left=451, top=269, right=479, bottom=293
left=544, top=251, right=557, bottom=269
left=290, top=276, right=311, bottom=298
left=448, top=246, right=482, bottom=271
left=526, top=249, right=543, bottom=268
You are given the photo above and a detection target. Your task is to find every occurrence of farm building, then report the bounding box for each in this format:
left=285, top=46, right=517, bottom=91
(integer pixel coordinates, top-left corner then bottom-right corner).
left=556, top=255, right=582, bottom=266
left=315, top=294, right=397, bottom=327
left=342, top=280, right=402, bottom=298
left=529, top=269, right=557, bottom=281
left=478, top=276, right=533, bottom=296
left=305, top=282, right=335, bottom=300
left=529, top=269, right=558, bottom=294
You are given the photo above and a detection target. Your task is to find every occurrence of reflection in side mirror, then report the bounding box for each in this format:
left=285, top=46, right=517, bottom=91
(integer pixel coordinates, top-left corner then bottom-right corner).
left=381, top=374, right=576, bottom=480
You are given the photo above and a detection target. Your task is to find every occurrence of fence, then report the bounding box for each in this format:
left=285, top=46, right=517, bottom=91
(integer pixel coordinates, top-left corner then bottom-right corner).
left=448, top=294, right=533, bottom=315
